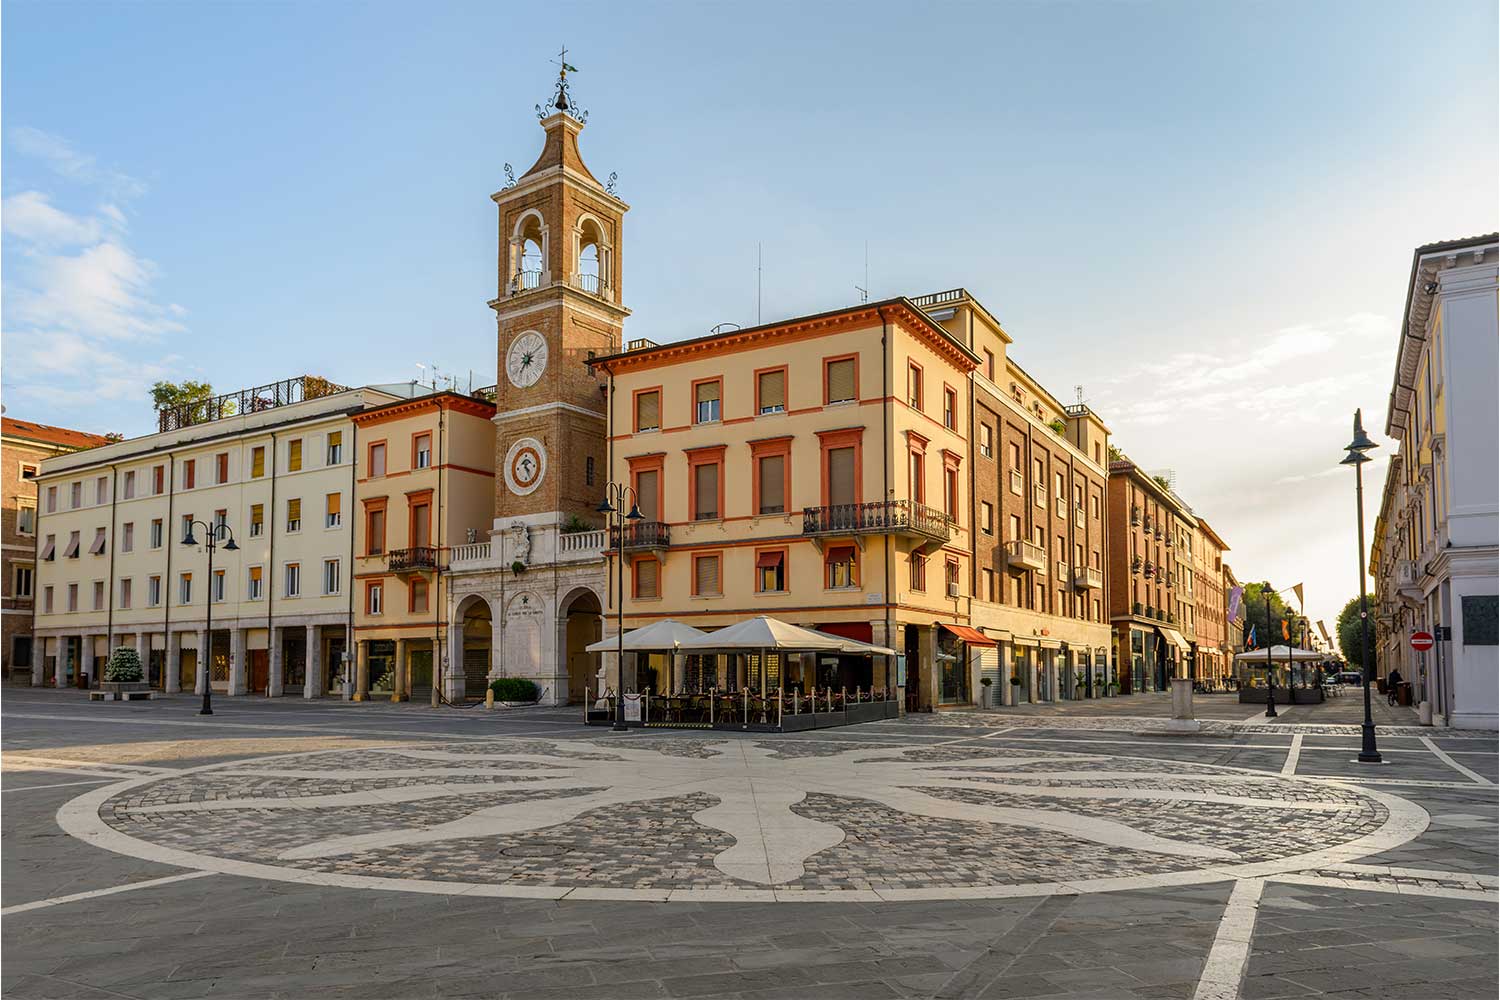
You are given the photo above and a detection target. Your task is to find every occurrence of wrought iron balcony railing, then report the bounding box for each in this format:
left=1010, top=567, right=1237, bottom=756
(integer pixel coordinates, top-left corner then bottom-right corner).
left=610, top=521, right=671, bottom=551
left=801, top=500, right=952, bottom=543
left=388, top=546, right=438, bottom=573
left=510, top=269, right=543, bottom=294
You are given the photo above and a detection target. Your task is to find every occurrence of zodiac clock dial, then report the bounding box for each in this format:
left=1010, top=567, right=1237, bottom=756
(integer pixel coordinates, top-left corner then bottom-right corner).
left=503, top=438, right=546, bottom=496
left=506, top=331, right=549, bottom=389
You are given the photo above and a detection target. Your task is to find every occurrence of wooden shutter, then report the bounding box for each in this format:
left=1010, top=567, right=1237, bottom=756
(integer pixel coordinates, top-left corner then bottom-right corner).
left=828, top=447, right=856, bottom=506
left=328, top=430, right=341, bottom=450
left=695, top=555, right=719, bottom=595
left=636, top=391, right=660, bottom=430
left=288, top=440, right=303, bottom=471
left=694, top=463, right=718, bottom=519
left=635, top=559, right=659, bottom=598
left=251, top=447, right=265, bottom=478
left=758, top=454, right=785, bottom=514
left=216, top=453, right=229, bottom=483
left=371, top=443, right=386, bottom=477
left=412, top=504, right=430, bottom=547
left=287, top=498, right=302, bottom=523
left=826, top=359, right=856, bottom=403
left=326, top=493, right=340, bottom=517
left=636, top=470, right=659, bottom=520
left=759, top=369, right=785, bottom=410
left=695, top=381, right=720, bottom=404
left=251, top=504, right=264, bottom=528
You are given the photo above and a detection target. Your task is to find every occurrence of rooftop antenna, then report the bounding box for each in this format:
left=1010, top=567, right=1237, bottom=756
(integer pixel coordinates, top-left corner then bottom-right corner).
left=855, top=240, right=869, bottom=303
left=756, top=243, right=762, bottom=325
left=1074, top=385, right=1086, bottom=407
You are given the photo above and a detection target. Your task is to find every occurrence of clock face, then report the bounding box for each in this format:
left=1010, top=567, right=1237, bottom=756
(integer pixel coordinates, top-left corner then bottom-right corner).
left=506, top=331, right=549, bottom=388
left=503, top=437, right=547, bottom=496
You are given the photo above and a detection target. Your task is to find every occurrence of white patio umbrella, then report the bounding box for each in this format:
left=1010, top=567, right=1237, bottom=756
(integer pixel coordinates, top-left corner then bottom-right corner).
left=1234, top=645, right=1323, bottom=662
left=675, top=616, right=847, bottom=652
left=809, top=629, right=898, bottom=657
left=585, top=619, right=708, bottom=653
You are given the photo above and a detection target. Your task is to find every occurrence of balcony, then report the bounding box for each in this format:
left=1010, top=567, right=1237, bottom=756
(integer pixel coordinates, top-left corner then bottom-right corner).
left=1009, top=469, right=1024, bottom=495
left=1005, top=539, right=1047, bottom=573
left=1130, top=506, right=1141, bottom=526
left=388, top=546, right=438, bottom=573
left=509, top=269, right=543, bottom=295
left=1033, top=484, right=1047, bottom=509
left=611, top=521, right=671, bottom=552
left=572, top=272, right=608, bottom=299
left=1074, top=505, right=1085, bottom=528
left=1056, top=559, right=1069, bottom=579
left=559, top=529, right=608, bottom=561
left=802, top=500, right=952, bottom=544
left=1132, top=601, right=1144, bottom=616
left=1396, top=559, right=1424, bottom=602
left=1074, top=566, right=1103, bottom=589
left=1054, top=497, right=1067, bottom=519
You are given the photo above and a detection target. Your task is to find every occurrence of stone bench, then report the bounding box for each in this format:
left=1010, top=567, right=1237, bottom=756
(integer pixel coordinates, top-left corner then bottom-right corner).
left=91, top=681, right=156, bottom=702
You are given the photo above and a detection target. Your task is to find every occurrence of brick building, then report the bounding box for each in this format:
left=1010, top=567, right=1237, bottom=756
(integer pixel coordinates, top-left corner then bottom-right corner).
left=1190, top=518, right=1231, bottom=685
left=2, top=417, right=110, bottom=679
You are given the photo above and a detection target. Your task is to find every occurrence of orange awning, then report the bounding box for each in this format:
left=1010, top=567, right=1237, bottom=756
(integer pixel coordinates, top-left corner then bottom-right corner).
left=755, top=552, right=784, bottom=569
left=824, top=545, right=855, bottom=563
left=941, top=623, right=997, bottom=647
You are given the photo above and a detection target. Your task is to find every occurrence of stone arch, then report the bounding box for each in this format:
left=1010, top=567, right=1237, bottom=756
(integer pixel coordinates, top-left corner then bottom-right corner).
left=559, top=585, right=605, bottom=704
left=453, top=593, right=493, bottom=699
left=509, top=209, right=549, bottom=291
left=573, top=213, right=610, bottom=296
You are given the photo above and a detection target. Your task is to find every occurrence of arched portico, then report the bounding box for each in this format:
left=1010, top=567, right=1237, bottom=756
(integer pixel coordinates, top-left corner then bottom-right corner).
left=450, top=594, right=493, bottom=700
left=559, top=585, right=604, bottom=704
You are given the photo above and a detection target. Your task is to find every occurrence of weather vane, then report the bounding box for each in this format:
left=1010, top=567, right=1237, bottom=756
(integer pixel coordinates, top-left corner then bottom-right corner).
left=536, top=45, right=587, bottom=123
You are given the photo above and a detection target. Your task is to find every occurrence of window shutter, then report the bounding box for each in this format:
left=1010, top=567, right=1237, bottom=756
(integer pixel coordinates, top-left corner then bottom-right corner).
left=637, top=391, right=660, bottom=429
left=828, top=447, right=856, bottom=506
left=826, top=359, right=856, bottom=402
left=329, top=431, right=341, bottom=449
left=636, top=471, right=659, bottom=520
left=636, top=559, right=659, bottom=598
left=251, top=504, right=263, bottom=525
left=758, top=455, right=785, bottom=513
left=759, top=369, right=785, bottom=410
left=694, top=463, right=718, bottom=519
left=695, top=381, right=720, bottom=404
left=288, top=498, right=302, bottom=521
left=327, top=493, right=340, bottom=518
left=371, top=444, right=386, bottom=477
left=288, top=440, right=303, bottom=471
left=251, top=447, right=265, bottom=478
left=696, top=555, right=719, bottom=595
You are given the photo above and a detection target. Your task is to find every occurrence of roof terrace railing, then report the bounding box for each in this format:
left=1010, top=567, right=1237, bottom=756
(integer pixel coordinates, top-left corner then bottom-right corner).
left=156, top=375, right=351, bottom=433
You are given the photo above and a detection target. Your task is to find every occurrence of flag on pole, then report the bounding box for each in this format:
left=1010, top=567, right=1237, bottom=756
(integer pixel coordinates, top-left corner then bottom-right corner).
left=562, top=61, right=579, bottom=73
left=1292, top=583, right=1304, bottom=610
left=1247, top=625, right=1257, bottom=649
left=1227, top=585, right=1244, bottom=621
left=1281, top=619, right=1290, bottom=641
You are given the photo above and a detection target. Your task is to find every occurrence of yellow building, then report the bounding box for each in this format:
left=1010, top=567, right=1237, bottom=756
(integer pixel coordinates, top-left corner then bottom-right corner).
left=351, top=391, right=496, bottom=702
left=593, top=288, right=1114, bottom=712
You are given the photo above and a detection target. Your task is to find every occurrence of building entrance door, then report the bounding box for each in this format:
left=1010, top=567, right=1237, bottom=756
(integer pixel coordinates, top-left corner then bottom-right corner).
left=248, top=650, right=269, bottom=694
left=904, top=626, right=921, bottom=713
left=180, top=649, right=197, bottom=692
left=408, top=648, right=433, bottom=701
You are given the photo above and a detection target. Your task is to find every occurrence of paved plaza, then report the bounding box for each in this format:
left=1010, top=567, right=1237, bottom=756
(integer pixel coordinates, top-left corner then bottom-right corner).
left=2, top=688, right=1495, bottom=999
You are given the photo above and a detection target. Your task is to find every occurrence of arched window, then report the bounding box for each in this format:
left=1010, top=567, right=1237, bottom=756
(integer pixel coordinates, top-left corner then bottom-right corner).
left=574, top=216, right=608, bottom=298
left=510, top=211, right=547, bottom=294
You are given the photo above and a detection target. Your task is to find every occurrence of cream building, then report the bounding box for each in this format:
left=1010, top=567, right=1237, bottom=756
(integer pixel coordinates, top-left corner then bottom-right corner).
left=31, top=377, right=408, bottom=695
left=1371, top=233, right=1498, bottom=730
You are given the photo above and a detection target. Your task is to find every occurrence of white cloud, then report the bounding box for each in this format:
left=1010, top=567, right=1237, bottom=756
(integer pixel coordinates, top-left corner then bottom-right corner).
left=9, top=126, right=146, bottom=199
left=2, top=191, right=102, bottom=246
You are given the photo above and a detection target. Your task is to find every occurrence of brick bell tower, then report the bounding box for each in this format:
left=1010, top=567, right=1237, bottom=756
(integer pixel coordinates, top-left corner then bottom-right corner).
left=489, top=61, right=628, bottom=531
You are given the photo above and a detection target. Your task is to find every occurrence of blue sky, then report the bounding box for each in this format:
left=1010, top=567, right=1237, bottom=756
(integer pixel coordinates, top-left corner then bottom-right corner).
left=4, top=0, right=1496, bottom=629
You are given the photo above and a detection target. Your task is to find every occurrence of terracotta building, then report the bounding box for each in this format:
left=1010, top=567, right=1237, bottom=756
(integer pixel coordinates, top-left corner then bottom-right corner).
left=1190, top=517, right=1231, bottom=684
left=3, top=418, right=111, bottom=679
left=1106, top=459, right=1196, bottom=693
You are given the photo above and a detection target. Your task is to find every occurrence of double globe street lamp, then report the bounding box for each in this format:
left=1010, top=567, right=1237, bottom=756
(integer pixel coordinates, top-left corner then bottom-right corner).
left=181, top=518, right=238, bottom=716
left=1340, top=408, right=1382, bottom=764
left=597, top=482, right=644, bottom=733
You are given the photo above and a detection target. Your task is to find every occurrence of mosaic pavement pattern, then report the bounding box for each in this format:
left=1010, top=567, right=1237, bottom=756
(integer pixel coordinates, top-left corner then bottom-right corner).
left=74, top=737, right=1428, bottom=900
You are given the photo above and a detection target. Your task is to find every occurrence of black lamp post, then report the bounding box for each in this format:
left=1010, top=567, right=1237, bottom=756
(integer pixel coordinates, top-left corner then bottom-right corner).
left=1262, top=581, right=1278, bottom=719
left=1341, top=408, right=1382, bottom=763
left=597, top=483, right=644, bottom=732
left=181, top=518, right=238, bottom=716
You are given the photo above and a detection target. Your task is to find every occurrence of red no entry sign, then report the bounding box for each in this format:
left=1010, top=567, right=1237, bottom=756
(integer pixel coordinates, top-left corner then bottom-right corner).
left=1410, top=631, right=1434, bottom=652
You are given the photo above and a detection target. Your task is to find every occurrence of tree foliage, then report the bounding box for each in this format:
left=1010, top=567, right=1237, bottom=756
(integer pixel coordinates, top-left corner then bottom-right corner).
left=1336, top=594, right=1377, bottom=672
left=1241, top=582, right=1296, bottom=649
left=151, top=380, right=233, bottom=421
left=104, top=646, right=143, bottom=682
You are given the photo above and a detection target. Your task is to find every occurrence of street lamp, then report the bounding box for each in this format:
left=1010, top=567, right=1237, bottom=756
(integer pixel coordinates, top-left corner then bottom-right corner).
left=597, top=483, right=644, bottom=733
left=1262, top=581, right=1278, bottom=719
left=1341, top=408, right=1382, bottom=764
left=181, top=518, right=239, bottom=716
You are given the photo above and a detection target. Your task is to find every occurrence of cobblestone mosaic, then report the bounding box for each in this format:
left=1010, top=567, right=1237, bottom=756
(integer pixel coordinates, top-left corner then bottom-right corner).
left=92, top=737, right=1424, bottom=897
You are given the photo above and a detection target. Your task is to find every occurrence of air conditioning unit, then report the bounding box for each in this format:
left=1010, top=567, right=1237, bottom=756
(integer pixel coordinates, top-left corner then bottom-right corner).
left=947, top=582, right=960, bottom=598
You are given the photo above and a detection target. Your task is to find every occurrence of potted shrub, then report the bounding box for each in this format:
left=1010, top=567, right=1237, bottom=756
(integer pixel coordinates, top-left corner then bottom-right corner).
left=1074, top=670, right=1086, bottom=696
left=101, top=646, right=148, bottom=700
left=488, top=677, right=540, bottom=704
left=511, top=560, right=526, bottom=575
left=980, top=675, right=994, bottom=708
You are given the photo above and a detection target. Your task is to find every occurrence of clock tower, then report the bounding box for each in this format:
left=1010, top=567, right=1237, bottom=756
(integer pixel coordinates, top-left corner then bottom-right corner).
left=489, top=65, right=628, bottom=526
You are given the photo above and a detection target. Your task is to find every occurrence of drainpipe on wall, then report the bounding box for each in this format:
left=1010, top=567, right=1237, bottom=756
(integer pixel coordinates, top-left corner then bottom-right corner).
left=163, top=450, right=176, bottom=689
left=105, top=465, right=119, bottom=677
left=433, top=402, right=444, bottom=707
left=880, top=315, right=893, bottom=699
left=966, top=309, right=977, bottom=617
left=347, top=420, right=357, bottom=694
left=267, top=432, right=278, bottom=694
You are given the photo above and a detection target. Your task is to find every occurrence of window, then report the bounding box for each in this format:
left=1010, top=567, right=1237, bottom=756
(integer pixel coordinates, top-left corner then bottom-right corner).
left=1091, top=494, right=1100, bottom=518
left=248, top=566, right=263, bottom=600
left=17, top=504, right=35, bottom=535
left=152, top=465, right=165, bottom=495
left=755, top=550, right=785, bottom=593
left=634, top=389, right=661, bottom=432
left=692, top=553, right=721, bottom=596
left=368, top=442, right=387, bottom=477
left=757, top=453, right=786, bottom=515
left=183, top=460, right=196, bottom=490
left=585, top=456, right=595, bottom=487
left=180, top=514, right=194, bottom=544
left=326, top=431, right=342, bottom=465
left=943, top=387, right=956, bottom=430
left=287, top=498, right=302, bottom=532
left=825, top=357, right=856, bottom=404
left=410, top=501, right=431, bottom=548
left=981, top=501, right=994, bottom=534
left=414, top=434, right=432, bottom=469
left=251, top=446, right=266, bottom=478
left=250, top=504, right=264, bottom=537
left=86, top=527, right=106, bottom=555
left=325, top=492, right=342, bottom=528
left=40, top=533, right=56, bottom=560
left=46, top=485, right=57, bottom=512
left=945, top=559, right=960, bottom=596
left=63, top=530, right=80, bottom=558
left=20, top=463, right=37, bottom=480
left=214, top=509, right=228, bottom=532
left=323, top=559, right=340, bottom=595
left=757, top=368, right=786, bottom=414
left=284, top=563, right=301, bottom=597
left=44, top=585, right=54, bottom=613
left=366, top=582, right=383, bottom=615
left=1009, top=514, right=1021, bottom=540
left=633, top=558, right=660, bottom=599
left=150, top=519, right=164, bottom=549
left=366, top=505, right=386, bottom=555
left=14, top=564, right=34, bottom=599
left=409, top=577, right=428, bottom=613
left=93, top=580, right=105, bottom=610
left=691, top=456, right=720, bottom=521
left=943, top=467, right=959, bottom=518
left=907, top=363, right=924, bottom=409
left=123, top=470, right=136, bottom=498
left=978, top=423, right=993, bottom=458
left=179, top=573, right=192, bottom=605
left=1055, top=471, right=1065, bottom=500
left=287, top=439, right=303, bottom=472
left=122, top=522, right=134, bottom=552
left=826, top=546, right=856, bottom=589
left=70, top=481, right=82, bottom=508
left=212, top=570, right=226, bottom=603
left=827, top=445, right=857, bottom=507
left=96, top=476, right=108, bottom=504
left=215, top=452, right=229, bottom=484
left=693, top=380, right=721, bottom=424
left=909, top=450, right=926, bottom=504
left=983, top=568, right=997, bottom=602
left=983, top=348, right=995, bottom=381
left=909, top=553, right=927, bottom=592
